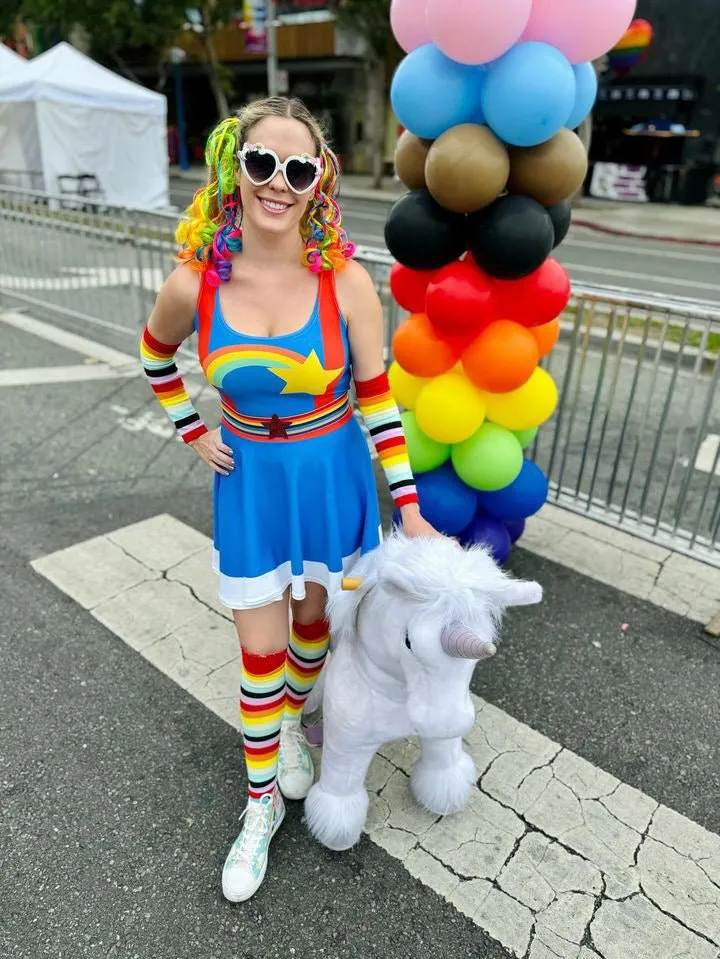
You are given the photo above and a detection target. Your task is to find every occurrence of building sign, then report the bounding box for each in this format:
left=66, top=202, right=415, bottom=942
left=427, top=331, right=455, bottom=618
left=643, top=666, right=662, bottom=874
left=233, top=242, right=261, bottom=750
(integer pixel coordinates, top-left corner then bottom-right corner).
left=242, top=0, right=267, bottom=54
left=276, top=0, right=337, bottom=23
left=590, top=163, right=648, bottom=203
left=598, top=83, right=700, bottom=104
left=276, top=0, right=335, bottom=11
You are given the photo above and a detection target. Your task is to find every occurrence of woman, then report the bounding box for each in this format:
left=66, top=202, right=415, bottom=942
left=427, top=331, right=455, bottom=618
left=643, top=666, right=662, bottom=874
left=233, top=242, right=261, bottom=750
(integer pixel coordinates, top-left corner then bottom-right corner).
left=140, top=96, right=437, bottom=902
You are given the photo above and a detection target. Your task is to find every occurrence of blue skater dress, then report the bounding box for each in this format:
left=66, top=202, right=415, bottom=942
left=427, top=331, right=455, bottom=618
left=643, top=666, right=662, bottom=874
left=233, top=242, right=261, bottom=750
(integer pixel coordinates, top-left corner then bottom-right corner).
left=195, top=268, right=382, bottom=609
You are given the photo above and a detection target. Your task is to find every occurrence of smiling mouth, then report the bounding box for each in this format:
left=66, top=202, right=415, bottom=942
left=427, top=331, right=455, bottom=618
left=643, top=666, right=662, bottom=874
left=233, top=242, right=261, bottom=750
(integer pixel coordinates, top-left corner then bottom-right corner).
left=258, top=196, right=293, bottom=214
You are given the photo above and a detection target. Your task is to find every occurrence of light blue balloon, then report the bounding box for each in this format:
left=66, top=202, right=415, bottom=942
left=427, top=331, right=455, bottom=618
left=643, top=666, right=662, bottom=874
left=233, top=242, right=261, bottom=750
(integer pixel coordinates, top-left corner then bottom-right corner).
left=565, top=62, right=598, bottom=131
left=482, top=42, right=576, bottom=148
left=390, top=43, right=486, bottom=141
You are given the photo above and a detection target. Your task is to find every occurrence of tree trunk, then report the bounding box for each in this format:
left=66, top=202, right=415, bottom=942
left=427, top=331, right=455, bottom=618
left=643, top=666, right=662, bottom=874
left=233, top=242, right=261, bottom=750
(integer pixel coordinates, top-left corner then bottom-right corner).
left=201, top=4, right=230, bottom=119
left=366, top=58, right=387, bottom=190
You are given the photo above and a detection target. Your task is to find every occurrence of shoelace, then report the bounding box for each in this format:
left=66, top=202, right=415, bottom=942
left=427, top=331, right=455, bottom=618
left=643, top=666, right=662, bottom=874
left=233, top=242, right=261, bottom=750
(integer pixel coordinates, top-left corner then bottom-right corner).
left=281, top=723, right=309, bottom=773
left=228, top=803, right=271, bottom=864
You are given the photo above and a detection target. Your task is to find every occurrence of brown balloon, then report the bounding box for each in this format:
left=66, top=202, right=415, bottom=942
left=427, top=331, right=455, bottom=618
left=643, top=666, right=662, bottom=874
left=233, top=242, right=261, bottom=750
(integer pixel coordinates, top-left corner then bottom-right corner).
left=507, top=129, right=588, bottom=207
left=394, top=131, right=430, bottom=191
left=425, top=124, right=510, bottom=214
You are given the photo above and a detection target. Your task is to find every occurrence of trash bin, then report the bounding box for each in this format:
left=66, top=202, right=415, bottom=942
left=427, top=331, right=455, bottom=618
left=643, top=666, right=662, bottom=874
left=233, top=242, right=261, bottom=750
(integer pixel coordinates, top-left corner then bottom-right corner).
left=678, top=162, right=715, bottom=205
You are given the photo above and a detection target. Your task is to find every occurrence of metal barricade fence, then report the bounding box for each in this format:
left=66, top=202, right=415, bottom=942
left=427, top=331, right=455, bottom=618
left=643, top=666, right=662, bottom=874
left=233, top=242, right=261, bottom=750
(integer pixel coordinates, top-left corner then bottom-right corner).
left=1, top=185, right=718, bottom=566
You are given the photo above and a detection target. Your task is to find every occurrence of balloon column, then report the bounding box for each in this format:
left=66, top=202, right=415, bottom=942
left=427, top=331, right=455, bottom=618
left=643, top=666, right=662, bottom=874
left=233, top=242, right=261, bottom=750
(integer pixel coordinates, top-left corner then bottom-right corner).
left=387, top=0, right=636, bottom=563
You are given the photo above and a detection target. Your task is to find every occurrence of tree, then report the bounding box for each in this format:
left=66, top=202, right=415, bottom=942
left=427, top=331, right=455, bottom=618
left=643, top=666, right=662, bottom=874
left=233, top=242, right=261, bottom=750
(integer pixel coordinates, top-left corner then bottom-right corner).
left=337, top=0, right=399, bottom=188
left=8, top=0, right=235, bottom=120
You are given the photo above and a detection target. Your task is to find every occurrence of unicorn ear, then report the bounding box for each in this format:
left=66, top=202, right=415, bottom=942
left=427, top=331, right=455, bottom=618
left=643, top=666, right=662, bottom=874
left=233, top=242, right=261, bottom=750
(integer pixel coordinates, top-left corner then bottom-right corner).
left=380, top=562, right=420, bottom=601
left=495, top=580, right=543, bottom=608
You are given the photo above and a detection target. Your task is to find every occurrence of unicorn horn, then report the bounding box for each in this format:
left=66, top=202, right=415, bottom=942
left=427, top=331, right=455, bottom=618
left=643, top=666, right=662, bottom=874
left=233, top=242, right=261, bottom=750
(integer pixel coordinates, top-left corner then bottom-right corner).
left=441, top=625, right=497, bottom=661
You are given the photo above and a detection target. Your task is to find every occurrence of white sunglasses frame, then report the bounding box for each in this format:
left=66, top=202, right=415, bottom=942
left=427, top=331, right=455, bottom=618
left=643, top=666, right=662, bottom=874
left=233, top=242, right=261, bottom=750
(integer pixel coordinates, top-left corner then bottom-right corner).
left=237, top=142, right=323, bottom=195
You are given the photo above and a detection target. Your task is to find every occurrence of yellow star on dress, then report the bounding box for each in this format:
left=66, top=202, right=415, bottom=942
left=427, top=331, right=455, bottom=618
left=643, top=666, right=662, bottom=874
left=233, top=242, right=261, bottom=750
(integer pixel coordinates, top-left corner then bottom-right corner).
left=269, top=350, right=343, bottom=396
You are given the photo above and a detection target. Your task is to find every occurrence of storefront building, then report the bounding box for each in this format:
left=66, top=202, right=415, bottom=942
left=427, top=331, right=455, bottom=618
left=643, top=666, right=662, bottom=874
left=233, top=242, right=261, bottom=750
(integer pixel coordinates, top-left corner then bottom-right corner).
left=590, top=0, right=719, bottom=203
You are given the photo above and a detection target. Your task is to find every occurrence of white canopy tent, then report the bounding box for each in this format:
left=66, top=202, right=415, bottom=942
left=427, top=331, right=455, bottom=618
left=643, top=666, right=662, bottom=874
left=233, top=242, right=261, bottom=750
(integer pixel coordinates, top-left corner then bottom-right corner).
left=0, top=43, right=25, bottom=77
left=0, top=42, right=169, bottom=208
left=0, top=45, right=36, bottom=186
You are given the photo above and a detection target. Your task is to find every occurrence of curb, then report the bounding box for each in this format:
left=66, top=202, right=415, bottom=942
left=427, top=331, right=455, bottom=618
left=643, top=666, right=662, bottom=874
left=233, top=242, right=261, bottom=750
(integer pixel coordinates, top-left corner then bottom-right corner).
left=571, top=216, right=720, bottom=249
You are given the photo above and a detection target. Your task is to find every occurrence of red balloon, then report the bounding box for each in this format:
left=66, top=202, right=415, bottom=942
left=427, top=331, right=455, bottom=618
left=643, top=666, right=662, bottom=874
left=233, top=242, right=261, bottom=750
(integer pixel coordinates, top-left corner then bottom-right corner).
left=491, top=258, right=571, bottom=328
left=390, top=262, right=436, bottom=313
left=425, top=259, right=496, bottom=336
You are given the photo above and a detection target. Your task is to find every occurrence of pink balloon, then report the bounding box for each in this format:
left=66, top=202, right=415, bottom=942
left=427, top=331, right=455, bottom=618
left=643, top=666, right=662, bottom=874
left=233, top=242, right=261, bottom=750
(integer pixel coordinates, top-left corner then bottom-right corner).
left=522, top=0, right=637, bottom=64
left=390, top=0, right=431, bottom=54
left=427, top=0, right=532, bottom=65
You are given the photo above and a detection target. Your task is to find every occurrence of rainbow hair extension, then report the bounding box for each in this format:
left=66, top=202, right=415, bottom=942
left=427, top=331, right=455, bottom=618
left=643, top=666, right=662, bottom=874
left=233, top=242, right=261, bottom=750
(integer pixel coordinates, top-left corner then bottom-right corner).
left=176, top=117, right=243, bottom=286
left=302, top=145, right=355, bottom=273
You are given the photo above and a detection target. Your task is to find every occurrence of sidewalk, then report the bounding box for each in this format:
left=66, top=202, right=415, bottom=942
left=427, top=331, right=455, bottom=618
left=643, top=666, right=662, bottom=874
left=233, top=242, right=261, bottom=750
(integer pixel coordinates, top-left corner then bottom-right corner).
left=171, top=165, right=720, bottom=245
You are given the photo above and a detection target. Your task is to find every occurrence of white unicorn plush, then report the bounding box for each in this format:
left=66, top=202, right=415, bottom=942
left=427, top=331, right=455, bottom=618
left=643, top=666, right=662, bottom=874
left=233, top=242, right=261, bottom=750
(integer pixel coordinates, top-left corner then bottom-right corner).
left=304, top=532, right=542, bottom=852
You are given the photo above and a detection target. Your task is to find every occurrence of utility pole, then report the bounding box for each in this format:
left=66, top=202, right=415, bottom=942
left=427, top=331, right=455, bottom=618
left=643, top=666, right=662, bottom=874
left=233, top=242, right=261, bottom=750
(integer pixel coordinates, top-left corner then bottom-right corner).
left=266, top=0, right=279, bottom=97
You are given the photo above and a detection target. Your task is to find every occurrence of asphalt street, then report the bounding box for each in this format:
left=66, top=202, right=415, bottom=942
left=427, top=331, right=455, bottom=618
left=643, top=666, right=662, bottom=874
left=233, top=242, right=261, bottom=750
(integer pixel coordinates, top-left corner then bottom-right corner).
left=3, top=314, right=720, bottom=958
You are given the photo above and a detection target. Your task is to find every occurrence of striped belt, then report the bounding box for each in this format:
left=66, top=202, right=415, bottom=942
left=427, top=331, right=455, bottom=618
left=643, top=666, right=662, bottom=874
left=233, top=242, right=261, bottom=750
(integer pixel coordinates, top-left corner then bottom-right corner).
left=221, top=393, right=353, bottom=442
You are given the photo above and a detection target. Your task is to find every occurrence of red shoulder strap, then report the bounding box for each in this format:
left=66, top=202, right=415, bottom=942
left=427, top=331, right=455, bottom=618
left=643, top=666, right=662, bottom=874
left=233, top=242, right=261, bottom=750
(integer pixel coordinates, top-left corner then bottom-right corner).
left=315, top=269, right=345, bottom=407
left=196, top=270, right=215, bottom=363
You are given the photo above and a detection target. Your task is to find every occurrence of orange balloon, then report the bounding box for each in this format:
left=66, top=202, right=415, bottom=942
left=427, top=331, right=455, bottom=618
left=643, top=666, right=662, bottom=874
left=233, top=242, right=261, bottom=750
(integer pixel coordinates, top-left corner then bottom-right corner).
left=392, top=313, right=459, bottom=378
left=530, top=318, right=560, bottom=358
left=462, top=320, right=539, bottom=393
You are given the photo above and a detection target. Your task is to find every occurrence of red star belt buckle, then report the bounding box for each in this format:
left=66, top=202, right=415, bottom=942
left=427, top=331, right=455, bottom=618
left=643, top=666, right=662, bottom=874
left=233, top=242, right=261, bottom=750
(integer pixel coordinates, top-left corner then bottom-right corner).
left=265, top=414, right=290, bottom=439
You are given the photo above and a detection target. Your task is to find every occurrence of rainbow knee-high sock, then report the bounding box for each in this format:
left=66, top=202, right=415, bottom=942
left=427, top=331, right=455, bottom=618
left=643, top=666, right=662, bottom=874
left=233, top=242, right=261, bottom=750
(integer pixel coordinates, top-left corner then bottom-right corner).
left=285, top=620, right=330, bottom=721
left=240, top=649, right=286, bottom=800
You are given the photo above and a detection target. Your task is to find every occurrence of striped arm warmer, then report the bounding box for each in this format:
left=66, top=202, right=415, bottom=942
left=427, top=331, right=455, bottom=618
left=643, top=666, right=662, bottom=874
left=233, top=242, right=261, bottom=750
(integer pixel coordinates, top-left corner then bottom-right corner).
left=355, top=372, right=418, bottom=508
left=140, top=326, right=208, bottom=444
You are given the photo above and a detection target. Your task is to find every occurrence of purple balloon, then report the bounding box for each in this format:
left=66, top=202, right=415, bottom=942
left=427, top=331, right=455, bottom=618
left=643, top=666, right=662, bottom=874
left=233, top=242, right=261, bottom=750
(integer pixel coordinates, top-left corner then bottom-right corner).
left=504, top=518, right=526, bottom=544
left=459, top=511, right=512, bottom=565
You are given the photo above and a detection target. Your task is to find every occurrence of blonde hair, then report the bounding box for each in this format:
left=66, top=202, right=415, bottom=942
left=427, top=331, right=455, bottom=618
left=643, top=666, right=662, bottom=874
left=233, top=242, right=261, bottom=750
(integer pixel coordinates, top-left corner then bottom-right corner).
left=175, top=96, right=355, bottom=284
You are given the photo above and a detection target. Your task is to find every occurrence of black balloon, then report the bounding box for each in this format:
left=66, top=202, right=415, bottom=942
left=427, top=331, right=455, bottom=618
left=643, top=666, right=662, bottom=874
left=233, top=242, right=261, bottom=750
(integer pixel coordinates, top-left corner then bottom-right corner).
left=547, top=199, right=572, bottom=249
left=384, top=190, right=467, bottom=272
left=467, top=196, right=554, bottom=280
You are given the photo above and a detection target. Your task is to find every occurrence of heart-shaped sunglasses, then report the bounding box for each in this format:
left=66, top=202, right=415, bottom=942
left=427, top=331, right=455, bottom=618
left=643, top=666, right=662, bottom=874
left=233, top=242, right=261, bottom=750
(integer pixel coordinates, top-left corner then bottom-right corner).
left=237, top=143, right=323, bottom=195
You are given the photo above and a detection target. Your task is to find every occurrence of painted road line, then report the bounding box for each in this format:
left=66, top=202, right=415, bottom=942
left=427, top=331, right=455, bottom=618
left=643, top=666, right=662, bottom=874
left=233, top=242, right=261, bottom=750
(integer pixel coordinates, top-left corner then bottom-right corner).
left=31, top=513, right=720, bottom=959
left=0, top=266, right=165, bottom=293
left=0, top=364, right=138, bottom=387
left=564, top=235, right=720, bottom=265
left=0, top=310, right=135, bottom=368
left=560, top=261, right=720, bottom=296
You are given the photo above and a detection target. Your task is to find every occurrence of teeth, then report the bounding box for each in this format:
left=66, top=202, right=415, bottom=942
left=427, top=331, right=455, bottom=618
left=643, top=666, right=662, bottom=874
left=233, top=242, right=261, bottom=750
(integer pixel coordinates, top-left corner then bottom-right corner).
left=260, top=198, right=289, bottom=211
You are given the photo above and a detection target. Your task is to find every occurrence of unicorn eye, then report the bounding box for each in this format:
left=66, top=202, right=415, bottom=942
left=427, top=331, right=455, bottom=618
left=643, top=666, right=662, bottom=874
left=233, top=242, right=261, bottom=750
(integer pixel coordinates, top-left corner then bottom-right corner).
left=404, top=632, right=412, bottom=651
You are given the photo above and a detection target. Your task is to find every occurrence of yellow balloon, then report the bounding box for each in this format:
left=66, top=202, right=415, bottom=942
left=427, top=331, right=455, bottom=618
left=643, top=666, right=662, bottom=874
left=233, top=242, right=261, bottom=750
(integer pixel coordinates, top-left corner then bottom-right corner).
left=415, top=372, right=486, bottom=444
left=389, top=361, right=427, bottom=411
left=483, top=367, right=558, bottom=431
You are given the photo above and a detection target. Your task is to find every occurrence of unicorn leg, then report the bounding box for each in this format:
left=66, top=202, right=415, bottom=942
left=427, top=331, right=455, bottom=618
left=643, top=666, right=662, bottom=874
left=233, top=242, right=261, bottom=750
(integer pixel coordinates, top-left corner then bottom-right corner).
left=304, top=739, right=379, bottom=852
left=411, top=736, right=476, bottom=816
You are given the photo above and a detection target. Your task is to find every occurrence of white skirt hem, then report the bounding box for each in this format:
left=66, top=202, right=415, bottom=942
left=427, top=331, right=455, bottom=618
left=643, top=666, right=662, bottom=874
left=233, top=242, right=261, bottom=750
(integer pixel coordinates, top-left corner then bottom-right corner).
left=213, top=547, right=363, bottom=611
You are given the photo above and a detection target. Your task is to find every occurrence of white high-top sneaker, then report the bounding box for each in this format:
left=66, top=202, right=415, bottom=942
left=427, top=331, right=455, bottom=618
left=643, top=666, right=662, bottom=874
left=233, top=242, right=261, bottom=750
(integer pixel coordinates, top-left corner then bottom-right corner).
left=277, top=719, right=314, bottom=800
left=222, top=788, right=285, bottom=903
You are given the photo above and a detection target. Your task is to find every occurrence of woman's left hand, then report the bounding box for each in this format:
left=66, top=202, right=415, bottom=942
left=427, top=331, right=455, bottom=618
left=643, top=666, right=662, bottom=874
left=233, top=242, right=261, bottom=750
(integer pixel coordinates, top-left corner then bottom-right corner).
left=400, top=505, right=444, bottom=539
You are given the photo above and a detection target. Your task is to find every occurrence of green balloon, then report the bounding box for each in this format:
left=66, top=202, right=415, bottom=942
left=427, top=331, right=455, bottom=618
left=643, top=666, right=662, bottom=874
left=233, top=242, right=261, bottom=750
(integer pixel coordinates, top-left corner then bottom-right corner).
left=513, top=426, right=539, bottom=449
left=401, top=410, right=450, bottom=474
left=451, top=423, right=523, bottom=491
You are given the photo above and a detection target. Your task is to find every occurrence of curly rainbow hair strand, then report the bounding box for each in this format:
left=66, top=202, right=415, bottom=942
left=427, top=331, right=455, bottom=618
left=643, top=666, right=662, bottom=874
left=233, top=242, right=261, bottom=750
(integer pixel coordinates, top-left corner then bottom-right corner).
left=176, top=97, right=355, bottom=282
left=302, top=144, right=355, bottom=273
left=176, top=116, right=242, bottom=285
